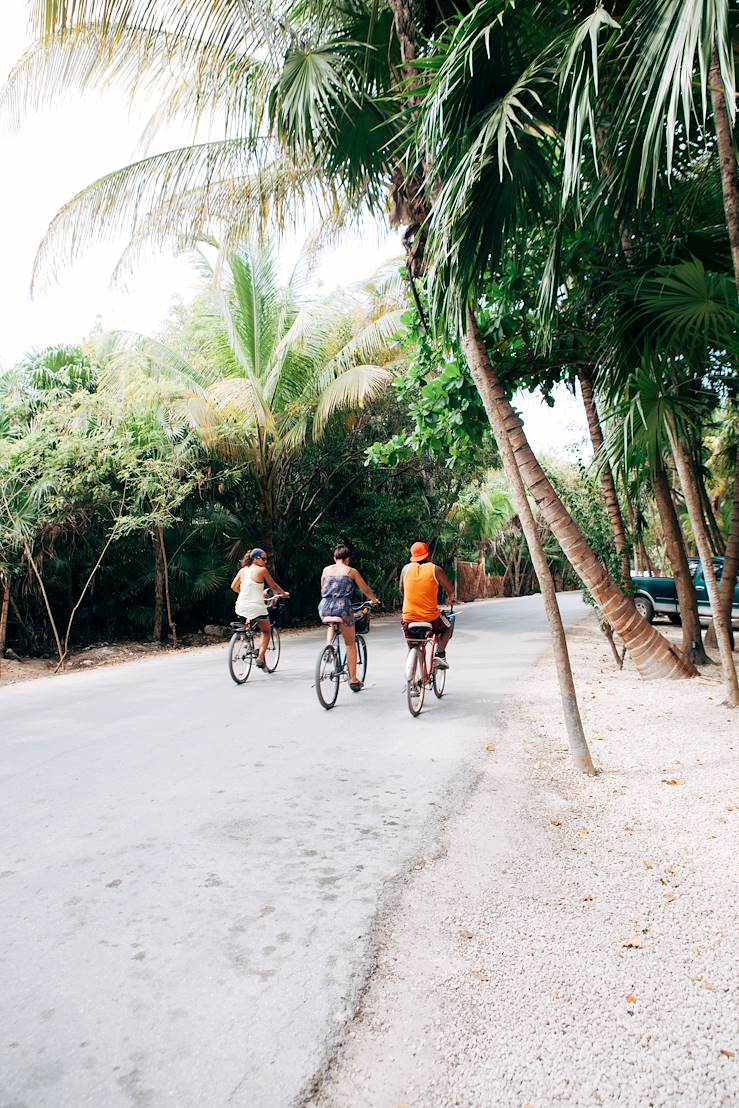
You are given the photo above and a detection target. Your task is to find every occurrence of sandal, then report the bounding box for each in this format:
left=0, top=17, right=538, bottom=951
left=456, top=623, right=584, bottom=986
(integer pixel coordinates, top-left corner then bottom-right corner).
left=349, top=680, right=363, bottom=693
left=256, top=659, right=266, bottom=670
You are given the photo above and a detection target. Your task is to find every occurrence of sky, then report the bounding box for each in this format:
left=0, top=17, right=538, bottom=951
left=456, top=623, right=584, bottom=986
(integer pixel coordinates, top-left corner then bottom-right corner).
left=0, top=3, right=589, bottom=461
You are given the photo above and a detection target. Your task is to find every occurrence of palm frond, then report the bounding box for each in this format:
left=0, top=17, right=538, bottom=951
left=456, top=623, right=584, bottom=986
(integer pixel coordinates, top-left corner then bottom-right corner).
left=557, top=4, right=621, bottom=204
left=613, top=0, right=736, bottom=201
left=30, top=138, right=330, bottom=293
left=312, top=363, right=391, bottom=436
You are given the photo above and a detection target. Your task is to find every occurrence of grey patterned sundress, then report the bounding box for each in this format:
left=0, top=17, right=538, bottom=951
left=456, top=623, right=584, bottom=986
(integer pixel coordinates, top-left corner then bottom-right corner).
left=318, top=573, right=355, bottom=625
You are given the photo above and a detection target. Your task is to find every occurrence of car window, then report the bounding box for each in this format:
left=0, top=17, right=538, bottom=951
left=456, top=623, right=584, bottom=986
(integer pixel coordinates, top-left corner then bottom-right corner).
left=713, top=561, right=723, bottom=583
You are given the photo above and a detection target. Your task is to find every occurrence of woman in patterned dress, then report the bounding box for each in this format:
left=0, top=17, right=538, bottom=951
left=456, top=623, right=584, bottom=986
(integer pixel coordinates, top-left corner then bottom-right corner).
left=319, top=544, right=379, bottom=691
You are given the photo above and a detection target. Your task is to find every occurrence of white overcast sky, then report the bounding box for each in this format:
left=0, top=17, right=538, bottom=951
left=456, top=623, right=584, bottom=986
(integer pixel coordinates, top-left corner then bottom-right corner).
left=0, top=2, right=588, bottom=460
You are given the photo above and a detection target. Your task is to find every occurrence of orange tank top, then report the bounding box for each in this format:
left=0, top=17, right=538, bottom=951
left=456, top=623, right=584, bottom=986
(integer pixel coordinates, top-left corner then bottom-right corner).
left=402, top=562, right=440, bottom=621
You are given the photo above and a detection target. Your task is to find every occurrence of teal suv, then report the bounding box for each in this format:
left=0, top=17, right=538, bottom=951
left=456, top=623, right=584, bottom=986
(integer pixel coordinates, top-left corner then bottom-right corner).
left=632, top=558, right=739, bottom=625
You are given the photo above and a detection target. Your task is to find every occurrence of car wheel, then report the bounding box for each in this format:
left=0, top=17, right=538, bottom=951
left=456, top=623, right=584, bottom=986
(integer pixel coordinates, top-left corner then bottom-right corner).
left=634, top=594, right=655, bottom=623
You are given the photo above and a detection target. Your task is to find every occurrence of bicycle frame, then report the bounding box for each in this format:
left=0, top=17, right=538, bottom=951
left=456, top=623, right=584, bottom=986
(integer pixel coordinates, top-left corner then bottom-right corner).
left=325, top=623, right=346, bottom=673
left=410, top=630, right=439, bottom=688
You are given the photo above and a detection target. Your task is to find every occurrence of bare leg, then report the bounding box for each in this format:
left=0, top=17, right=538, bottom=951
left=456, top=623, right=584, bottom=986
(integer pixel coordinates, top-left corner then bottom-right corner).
left=341, top=623, right=358, bottom=682
left=438, top=625, right=453, bottom=654
left=257, top=618, right=271, bottom=662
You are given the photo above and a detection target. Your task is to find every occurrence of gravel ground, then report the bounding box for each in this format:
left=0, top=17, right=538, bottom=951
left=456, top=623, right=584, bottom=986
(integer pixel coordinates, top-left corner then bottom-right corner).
left=305, top=618, right=739, bottom=1108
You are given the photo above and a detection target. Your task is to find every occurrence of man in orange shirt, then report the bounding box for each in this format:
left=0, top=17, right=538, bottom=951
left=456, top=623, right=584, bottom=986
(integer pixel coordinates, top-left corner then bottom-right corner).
left=400, top=541, right=456, bottom=669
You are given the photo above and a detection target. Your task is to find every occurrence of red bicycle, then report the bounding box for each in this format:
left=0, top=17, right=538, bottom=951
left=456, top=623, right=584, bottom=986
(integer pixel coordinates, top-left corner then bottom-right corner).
left=404, top=609, right=456, bottom=717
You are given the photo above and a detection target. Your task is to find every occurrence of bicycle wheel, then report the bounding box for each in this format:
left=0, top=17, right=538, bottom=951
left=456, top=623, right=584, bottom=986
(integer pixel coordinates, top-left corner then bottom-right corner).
left=315, top=645, right=340, bottom=709
left=432, top=663, right=446, bottom=698
left=406, top=646, right=425, bottom=717
left=356, top=635, right=367, bottom=683
left=228, top=632, right=253, bottom=685
left=258, top=625, right=281, bottom=672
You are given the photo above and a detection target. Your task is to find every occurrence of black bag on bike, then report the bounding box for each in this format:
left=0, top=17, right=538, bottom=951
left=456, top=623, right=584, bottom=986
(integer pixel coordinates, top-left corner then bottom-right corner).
left=354, top=606, right=370, bottom=634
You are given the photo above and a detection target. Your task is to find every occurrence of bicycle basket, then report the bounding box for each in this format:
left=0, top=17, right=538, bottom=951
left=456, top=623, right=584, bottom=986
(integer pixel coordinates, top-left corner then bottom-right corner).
left=354, top=606, right=370, bottom=634
left=268, top=599, right=284, bottom=627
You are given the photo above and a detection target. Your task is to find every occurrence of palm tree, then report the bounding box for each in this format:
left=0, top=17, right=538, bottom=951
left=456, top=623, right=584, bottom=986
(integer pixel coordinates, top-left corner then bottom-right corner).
left=98, top=244, right=402, bottom=557
left=600, top=256, right=739, bottom=702
left=450, top=480, right=516, bottom=571
left=4, top=2, right=691, bottom=688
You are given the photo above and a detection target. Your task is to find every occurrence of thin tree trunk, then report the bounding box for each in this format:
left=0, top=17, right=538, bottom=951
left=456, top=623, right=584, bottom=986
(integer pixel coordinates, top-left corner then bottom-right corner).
left=652, top=462, right=711, bottom=664
left=710, top=50, right=739, bottom=294
left=624, top=495, right=646, bottom=573
left=57, top=525, right=120, bottom=671
left=694, top=448, right=724, bottom=553
left=0, top=575, right=10, bottom=679
left=706, top=444, right=739, bottom=651
left=24, top=545, right=63, bottom=664
left=153, top=531, right=164, bottom=642
left=668, top=424, right=738, bottom=705
left=463, top=314, right=695, bottom=680
left=578, top=368, right=631, bottom=583
left=461, top=316, right=595, bottom=775
left=158, top=525, right=177, bottom=648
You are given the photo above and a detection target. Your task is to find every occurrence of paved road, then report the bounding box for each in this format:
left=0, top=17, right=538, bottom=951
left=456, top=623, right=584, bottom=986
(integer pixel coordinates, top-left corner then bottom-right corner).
left=1, top=593, right=587, bottom=1108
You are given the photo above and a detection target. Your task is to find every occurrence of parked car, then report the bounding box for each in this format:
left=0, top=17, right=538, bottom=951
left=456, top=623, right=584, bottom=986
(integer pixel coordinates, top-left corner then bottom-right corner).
left=631, top=557, right=739, bottom=625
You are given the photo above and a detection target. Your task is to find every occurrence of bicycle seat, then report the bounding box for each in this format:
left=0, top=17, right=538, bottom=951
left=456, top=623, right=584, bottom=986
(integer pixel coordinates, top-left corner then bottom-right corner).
left=230, top=620, right=245, bottom=630
left=321, top=616, right=343, bottom=624
left=407, top=621, right=433, bottom=633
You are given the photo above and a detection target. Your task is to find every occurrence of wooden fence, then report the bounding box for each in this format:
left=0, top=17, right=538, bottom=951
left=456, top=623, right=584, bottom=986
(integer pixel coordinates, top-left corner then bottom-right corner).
left=455, top=560, right=508, bottom=602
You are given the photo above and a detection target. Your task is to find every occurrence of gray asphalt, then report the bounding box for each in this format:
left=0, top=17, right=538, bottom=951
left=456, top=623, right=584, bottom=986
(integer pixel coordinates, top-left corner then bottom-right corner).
left=0, top=592, right=587, bottom=1108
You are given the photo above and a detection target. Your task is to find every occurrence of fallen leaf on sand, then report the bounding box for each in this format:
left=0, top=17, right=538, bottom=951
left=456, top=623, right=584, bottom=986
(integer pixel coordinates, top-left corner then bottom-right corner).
left=661, top=778, right=685, bottom=786
left=626, top=993, right=638, bottom=1004
left=484, top=743, right=495, bottom=753
left=623, top=942, right=641, bottom=949
left=549, top=819, right=562, bottom=827
left=579, top=827, right=590, bottom=839
left=460, top=929, right=474, bottom=940
left=703, top=982, right=718, bottom=991
left=643, top=860, right=654, bottom=870
left=720, top=1050, right=735, bottom=1059
left=583, top=895, right=593, bottom=902
left=593, top=733, right=605, bottom=741
left=470, top=970, right=490, bottom=982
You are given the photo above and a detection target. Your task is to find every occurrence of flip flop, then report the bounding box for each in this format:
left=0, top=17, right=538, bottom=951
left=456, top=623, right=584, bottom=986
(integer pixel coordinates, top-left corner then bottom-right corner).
left=256, top=659, right=267, bottom=670
left=349, top=680, right=363, bottom=692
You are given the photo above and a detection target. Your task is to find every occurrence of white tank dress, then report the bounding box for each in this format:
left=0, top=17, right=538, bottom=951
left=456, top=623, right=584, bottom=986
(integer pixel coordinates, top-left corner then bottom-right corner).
left=235, top=567, right=269, bottom=620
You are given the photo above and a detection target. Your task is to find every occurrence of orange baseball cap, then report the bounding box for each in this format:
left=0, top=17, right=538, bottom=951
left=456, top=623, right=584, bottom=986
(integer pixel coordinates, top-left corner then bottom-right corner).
left=410, top=541, right=430, bottom=562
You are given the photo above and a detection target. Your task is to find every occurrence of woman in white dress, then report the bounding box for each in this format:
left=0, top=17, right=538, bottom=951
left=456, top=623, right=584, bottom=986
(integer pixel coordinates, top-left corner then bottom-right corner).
left=230, top=548, right=290, bottom=669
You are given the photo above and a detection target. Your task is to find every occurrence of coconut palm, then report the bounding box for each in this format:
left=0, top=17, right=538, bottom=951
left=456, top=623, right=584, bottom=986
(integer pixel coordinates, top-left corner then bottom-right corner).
left=97, top=243, right=403, bottom=554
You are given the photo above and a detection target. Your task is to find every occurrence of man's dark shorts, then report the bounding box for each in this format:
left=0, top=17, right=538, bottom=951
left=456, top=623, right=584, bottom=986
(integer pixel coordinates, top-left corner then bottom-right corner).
left=402, top=612, right=452, bottom=642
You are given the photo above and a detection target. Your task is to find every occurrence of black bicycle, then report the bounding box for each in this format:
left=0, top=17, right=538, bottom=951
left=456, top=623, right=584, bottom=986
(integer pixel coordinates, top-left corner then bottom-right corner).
left=315, top=602, right=373, bottom=709
left=228, top=592, right=283, bottom=685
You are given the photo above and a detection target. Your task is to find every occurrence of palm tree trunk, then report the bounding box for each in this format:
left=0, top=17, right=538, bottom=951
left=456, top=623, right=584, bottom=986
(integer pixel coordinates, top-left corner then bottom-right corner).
left=461, top=317, right=595, bottom=774
left=668, top=423, right=738, bottom=705
left=578, top=368, right=631, bottom=582
left=625, top=495, right=647, bottom=573
left=652, top=461, right=711, bottom=664
left=0, top=575, right=10, bottom=678
left=462, top=313, right=695, bottom=680
left=153, top=531, right=164, bottom=642
left=706, top=444, right=739, bottom=651
left=710, top=50, right=739, bottom=294
left=694, top=446, right=724, bottom=553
